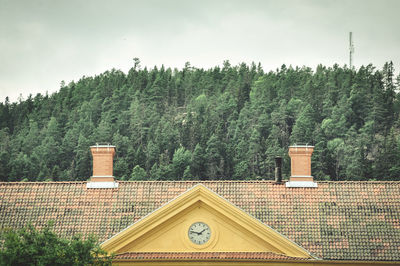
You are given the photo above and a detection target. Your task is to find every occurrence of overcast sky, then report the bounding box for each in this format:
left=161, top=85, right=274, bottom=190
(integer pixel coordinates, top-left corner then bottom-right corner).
left=1, top=0, right=399, bottom=103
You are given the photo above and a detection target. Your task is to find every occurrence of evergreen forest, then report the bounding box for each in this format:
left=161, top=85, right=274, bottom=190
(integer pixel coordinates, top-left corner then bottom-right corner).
left=1, top=60, right=400, bottom=182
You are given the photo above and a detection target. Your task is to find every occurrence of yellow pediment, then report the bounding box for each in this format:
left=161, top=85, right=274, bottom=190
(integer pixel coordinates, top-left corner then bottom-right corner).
left=101, top=184, right=312, bottom=258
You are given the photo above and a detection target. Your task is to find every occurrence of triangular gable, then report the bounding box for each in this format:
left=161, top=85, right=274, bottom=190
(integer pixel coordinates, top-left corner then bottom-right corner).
left=101, top=184, right=313, bottom=258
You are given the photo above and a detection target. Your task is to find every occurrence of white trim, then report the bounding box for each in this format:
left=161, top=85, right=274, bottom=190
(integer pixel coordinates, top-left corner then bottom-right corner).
left=86, top=182, right=119, bottom=189
left=286, top=181, right=318, bottom=188
left=289, top=145, right=314, bottom=148
left=90, top=145, right=116, bottom=148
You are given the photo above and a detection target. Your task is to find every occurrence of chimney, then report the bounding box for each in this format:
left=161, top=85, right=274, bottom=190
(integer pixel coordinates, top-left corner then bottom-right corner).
left=274, top=157, right=282, bottom=183
left=286, top=145, right=317, bottom=188
left=86, top=144, right=118, bottom=189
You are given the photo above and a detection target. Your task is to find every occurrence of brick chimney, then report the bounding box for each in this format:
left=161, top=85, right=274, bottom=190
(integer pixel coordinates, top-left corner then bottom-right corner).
left=86, top=144, right=118, bottom=189
left=286, top=145, right=317, bottom=188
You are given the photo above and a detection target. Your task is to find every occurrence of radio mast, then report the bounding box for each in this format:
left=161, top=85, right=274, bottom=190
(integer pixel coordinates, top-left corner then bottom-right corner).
left=349, top=32, right=354, bottom=69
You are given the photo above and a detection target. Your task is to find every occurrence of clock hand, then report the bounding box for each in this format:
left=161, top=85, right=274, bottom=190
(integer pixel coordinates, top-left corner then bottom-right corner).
left=198, top=229, right=206, bottom=234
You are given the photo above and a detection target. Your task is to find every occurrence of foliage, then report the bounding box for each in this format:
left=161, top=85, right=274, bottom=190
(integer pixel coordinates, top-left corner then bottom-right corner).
left=130, top=165, right=147, bottom=180
left=0, top=222, right=111, bottom=266
left=1, top=61, right=400, bottom=181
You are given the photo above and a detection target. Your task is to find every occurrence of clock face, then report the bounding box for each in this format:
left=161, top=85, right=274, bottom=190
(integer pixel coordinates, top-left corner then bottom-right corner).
left=188, top=222, right=211, bottom=245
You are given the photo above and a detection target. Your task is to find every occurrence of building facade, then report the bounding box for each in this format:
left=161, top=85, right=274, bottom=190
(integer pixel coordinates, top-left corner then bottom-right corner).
left=0, top=145, right=399, bottom=265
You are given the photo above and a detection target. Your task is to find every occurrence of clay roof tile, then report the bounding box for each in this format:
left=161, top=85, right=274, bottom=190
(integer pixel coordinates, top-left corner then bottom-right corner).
left=1, top=181, right=400, bottom=261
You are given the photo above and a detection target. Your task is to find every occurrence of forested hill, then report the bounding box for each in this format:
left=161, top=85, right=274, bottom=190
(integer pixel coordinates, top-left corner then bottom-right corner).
left=1, top=61, right=400, bottom=182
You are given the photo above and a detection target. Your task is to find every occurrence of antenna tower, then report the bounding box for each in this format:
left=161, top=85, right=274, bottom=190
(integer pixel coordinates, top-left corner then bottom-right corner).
left=349, top=32, right=354, bottom=69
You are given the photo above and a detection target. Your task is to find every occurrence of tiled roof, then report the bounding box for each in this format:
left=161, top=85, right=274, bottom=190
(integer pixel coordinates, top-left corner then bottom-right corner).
left=113, top=252, right=310, bottom=261
left=1, top=181, right=400, bottom=261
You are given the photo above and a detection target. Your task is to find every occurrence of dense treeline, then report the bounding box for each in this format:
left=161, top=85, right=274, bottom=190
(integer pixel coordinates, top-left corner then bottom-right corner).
left=1, top=60, right=400, bottom=181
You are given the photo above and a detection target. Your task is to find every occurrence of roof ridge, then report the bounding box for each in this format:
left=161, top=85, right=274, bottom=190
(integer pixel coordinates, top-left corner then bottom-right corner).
left=0, top=181, right=87, bottom=184
left=1, top=180, right=400, bottom=184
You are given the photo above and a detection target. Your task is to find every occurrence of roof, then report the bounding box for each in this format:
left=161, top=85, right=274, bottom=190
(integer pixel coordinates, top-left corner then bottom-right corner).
left=113, top=252, right=310, bottom=261
left=1, top=180, right=400, bottom=261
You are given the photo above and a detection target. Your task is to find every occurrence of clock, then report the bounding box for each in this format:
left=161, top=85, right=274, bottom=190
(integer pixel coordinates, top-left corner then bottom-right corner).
left=188, top=222, right=211, bottom=245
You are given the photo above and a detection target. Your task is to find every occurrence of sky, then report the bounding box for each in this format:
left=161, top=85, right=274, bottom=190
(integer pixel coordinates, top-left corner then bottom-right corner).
left=1, top=0, right=399, bottom=103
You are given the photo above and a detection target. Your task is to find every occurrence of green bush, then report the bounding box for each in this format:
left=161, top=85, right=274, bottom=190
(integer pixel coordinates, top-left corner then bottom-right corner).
left=0, top=222, right=112, bottom=266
